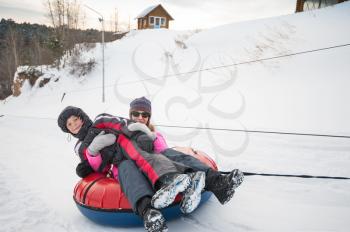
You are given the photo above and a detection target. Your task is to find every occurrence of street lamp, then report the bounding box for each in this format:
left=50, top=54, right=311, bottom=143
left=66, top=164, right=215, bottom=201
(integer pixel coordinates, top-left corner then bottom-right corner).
left=84, top=5, right=105, bottom=103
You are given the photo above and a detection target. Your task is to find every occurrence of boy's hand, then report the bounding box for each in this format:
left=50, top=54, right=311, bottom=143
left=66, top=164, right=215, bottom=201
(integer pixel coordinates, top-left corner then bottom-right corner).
left=127, top=122, right=156, bottom=140
left=88, top=131, right=116, bottom=156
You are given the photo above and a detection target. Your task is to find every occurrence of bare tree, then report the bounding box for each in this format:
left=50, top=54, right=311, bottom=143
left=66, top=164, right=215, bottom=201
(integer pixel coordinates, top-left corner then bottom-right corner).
left=114, top=8, right=119, bottom=33
left=44, top=0, right=83, bottom=39
left=128, top=15, right=130, bottom=31
left=43, top=0, right=85, bottom=67
left=8, top=26, right=19, bottom=68
left=46, top=0, right=57, bottom=28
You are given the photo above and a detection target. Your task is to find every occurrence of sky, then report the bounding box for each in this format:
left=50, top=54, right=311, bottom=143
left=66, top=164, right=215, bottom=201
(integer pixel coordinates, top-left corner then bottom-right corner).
left=0, top=0, right=297, bottom=31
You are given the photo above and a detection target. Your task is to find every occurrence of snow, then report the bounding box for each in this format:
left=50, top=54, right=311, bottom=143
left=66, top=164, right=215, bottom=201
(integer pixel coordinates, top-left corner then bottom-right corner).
left=135, top=5, right=159, bottom=19
left=1, top=2, right=350, bottom=231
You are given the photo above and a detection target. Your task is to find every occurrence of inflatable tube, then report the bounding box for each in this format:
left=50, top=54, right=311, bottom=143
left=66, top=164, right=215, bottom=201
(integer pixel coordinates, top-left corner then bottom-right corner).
left=73, top=148, right=217, bottom=227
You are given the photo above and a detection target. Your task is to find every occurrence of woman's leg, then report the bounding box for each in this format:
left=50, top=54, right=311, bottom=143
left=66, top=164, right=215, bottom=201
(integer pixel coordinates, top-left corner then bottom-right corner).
left=161, top=148, right=211, bottom=173
left=162, top=148, right=244, bottom=205
left=117, top=134, right=182, bottom=186
left=117, top=134, right=193, bottom=209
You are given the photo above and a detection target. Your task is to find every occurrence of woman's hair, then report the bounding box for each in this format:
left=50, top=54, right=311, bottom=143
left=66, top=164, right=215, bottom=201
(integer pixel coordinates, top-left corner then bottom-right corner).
left=148, top=123, right=155, bottom=132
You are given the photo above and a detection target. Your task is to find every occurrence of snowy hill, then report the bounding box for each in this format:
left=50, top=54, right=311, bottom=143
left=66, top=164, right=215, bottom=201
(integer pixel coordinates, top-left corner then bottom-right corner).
left=1, top=2, right=350, bottom=231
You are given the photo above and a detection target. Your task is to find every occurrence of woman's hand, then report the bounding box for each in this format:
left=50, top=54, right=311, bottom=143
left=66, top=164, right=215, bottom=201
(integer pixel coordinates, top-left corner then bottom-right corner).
left=127, top=122, right=156, bottom=140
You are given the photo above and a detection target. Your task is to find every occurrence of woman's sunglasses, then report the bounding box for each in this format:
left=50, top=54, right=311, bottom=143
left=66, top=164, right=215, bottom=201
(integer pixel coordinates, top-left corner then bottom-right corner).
left=131, top=111, right=150, bottom=118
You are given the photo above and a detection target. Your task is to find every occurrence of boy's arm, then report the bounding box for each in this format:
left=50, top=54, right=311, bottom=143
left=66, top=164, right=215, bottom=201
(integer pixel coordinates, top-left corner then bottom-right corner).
left=92, top=114, right=155, bottom=152
left=93, top=113, right=134, bottom=137
left=74, top=141, right=94, bottom=178
left=85, top=149, right=103, bottom=171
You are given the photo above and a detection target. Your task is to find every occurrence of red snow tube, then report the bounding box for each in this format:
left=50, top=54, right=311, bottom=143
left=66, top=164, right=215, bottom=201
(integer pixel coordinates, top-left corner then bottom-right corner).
left=73, top=148, right=217, bottom=226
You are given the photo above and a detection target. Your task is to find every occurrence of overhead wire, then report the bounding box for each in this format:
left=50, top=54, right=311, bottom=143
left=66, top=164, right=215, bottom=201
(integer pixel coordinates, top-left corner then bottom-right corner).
left=18, top=42, right=350, bottom=98
left=2, top=114, right=350, bottom=180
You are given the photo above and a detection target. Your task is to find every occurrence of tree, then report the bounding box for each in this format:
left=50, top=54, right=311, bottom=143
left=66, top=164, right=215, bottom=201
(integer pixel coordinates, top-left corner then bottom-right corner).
left=44, top=0, right=84, bottom=52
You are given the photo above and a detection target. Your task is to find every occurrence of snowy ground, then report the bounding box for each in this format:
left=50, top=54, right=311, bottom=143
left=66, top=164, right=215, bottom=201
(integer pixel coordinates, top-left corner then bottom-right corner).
left=1, top=2, right=350, bottom=232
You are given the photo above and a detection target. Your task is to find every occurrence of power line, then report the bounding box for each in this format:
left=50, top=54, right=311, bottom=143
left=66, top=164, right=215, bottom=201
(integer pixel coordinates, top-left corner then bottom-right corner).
left=18, top=42, right=350, bottom=98
left=154, top=124, right=350, bottom=139
left=69, top=43, right=350, bottom=93
left=1, top=114, right=56, bottom=121
left=3, top=114, right=350, bottom=179
left=220, top=171, right=350, bottom=180
left=1, top=114, right=350, bottom=139
left=133, top=43, right=350, bottom=82
left=2, top=114, right=349, bottom=180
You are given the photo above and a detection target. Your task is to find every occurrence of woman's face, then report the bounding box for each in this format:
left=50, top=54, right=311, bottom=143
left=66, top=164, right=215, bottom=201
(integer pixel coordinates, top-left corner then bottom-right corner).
left=66, top=115, right=83, bottom=134
left=130, top=111, right=150, bottom=125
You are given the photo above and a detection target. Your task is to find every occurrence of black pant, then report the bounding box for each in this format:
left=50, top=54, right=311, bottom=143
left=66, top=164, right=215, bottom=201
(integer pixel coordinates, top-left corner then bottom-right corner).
left=161, top=148, right=211, bottom=174
left=118, top=148, right=214, bottom=214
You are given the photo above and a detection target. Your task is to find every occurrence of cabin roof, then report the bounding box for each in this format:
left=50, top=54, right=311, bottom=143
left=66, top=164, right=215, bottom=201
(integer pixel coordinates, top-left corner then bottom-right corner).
left=135, top=4, right=174, bottom=20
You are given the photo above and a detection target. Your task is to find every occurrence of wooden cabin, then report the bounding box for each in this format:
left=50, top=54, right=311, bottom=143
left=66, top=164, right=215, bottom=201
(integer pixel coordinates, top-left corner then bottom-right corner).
left=135, top=4, right=174, bottom=29
left=295, top=0, right=347, bottom=12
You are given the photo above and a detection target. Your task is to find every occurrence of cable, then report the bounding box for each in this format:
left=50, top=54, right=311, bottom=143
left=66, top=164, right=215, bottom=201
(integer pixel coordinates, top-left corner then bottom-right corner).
left=1, top=114, right=350, bottom=139
left=154, top=124, right=350, bottom=139
left=220, top=171, right=350, bottom=180
left=2, top=114, right=350, bottom=180
left=79, top=43, right=350, bottom=90
left=2, top=114, right=56, bottom=121
left=20, top=42, right=350, bottom=98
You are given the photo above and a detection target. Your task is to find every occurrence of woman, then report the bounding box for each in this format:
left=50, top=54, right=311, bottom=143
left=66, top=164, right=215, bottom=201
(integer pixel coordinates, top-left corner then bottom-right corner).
left=128, top=97, right=244, bottom=205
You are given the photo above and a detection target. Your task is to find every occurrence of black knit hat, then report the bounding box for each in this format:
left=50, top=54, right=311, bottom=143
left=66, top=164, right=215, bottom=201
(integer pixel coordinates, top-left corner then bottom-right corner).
left=57, top=106, right=92, bottom=140
left=129, top=96, right=152, bottom=114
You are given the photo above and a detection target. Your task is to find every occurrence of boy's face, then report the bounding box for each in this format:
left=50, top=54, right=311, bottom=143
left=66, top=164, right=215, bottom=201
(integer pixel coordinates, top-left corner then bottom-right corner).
left=66, top=115, right=83, bottom=134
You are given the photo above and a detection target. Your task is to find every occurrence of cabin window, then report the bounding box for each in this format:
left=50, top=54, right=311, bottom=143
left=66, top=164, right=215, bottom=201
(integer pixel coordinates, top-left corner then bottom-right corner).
left=303, top=0, right=338, bottom=11
left=161, top=17, right=166, bottom=26
left=149, top=17, right=154, bottom=25
left=320, top=0, right=338, bottom=7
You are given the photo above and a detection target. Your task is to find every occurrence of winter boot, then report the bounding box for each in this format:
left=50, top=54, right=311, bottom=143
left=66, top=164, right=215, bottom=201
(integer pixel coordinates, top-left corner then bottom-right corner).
left=151, top=173, right=191, bottom=209
left=231, top=169, right=244, bottom=188
left=143, top=208, right=168, bottom=232
left=180, top=171, right=206, bottom=214
left=206, top=169, right=244, bottom=205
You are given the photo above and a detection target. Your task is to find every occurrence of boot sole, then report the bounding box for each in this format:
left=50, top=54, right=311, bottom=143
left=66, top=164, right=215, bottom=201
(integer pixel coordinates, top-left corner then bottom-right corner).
left=232, top=169, right=244, bottom=189
left=144, top=212, right=168, bottom=232
left=221, top=187, right=235, bottom=205
left=151, top=174, right=191, bottom=209
left=180, top=171, right=206, bottom=214
left=220, top=170, right=242, bottom=205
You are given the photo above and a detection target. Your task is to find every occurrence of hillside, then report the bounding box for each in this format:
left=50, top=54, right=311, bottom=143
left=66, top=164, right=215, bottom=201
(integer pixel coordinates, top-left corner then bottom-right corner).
left=0, top=2, right=350, bottom=231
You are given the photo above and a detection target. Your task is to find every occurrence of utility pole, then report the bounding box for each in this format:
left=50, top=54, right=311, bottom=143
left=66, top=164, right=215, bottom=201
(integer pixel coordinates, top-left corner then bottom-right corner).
left=84, top=5, right=105, bottom=103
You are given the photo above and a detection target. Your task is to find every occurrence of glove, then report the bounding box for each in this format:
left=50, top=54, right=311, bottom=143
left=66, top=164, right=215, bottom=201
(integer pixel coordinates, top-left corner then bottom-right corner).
left=76, top=160, right=94, bottom=178
left=87, top=131, right=116, bottom=156
left=127, top=122, right=156, bottom=140
left=135, top=134, right=154, bottom=153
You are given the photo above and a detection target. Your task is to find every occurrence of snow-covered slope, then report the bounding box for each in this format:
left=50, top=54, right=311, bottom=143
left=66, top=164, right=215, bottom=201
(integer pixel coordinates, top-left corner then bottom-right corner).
left=1, top=2, right=350, bottom=231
